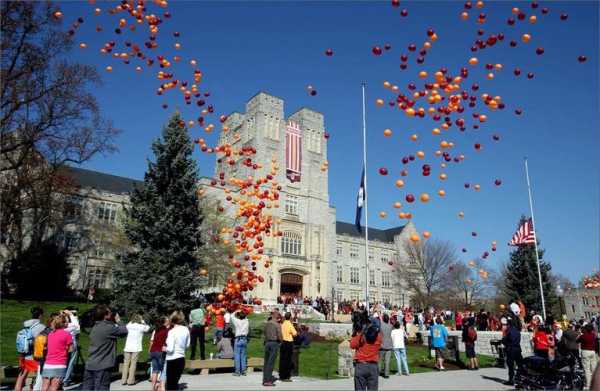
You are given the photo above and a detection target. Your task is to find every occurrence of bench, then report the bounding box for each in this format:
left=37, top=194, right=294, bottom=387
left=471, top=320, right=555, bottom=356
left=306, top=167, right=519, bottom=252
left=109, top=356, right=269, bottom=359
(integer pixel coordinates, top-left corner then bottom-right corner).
left=186, top=357, right=264, bottom=375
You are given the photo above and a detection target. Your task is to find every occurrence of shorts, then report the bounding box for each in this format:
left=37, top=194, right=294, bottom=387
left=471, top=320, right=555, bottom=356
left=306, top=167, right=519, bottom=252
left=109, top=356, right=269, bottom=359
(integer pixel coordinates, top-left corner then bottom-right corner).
left=466, top=344, right=476, bottom=358
left=19, top=356, right=39, bottom=372
left=434, top=347, right=448, bottom=360
left=42, top=367, right=66, bottom=379
left=150, top=352, right=165, bottom=374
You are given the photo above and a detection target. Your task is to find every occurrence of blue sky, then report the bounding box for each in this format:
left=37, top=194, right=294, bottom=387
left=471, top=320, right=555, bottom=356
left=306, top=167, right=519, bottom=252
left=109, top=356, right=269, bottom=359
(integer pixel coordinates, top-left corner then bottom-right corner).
left=59, top=1, right=598, bottom=284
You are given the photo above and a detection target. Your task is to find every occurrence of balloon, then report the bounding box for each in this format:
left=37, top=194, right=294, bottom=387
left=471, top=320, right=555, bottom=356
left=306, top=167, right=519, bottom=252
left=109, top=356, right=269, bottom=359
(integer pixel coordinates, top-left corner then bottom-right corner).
left=529, top=15, right=537, bottom=24
left=416, top=151, right=425, bottom=159
left=53, top=11, right=63, bottom=19
left=79, top=43, right=87, bottom=49
left=379, top=211, right=387, bottom=218
left=560, top=13, right=568, bottom=21
left=391, top=0, right=400, bottom=7
left=468, top=260, right=476, bottom=267
left=458, top=211, right=465, bottom=218
left=400, top=9, right=408, bottom=17
left=376, top=98, right=385, bottom=106
left=474, top=184, right=481, bottom=191
left=395, top=180, right=404, bottom=188
left=106, top=66, right=113, bottom=72
left=418, top=71, right=427, bottom=79
left=578, top=55, right=587, bottom=63
left=383, top=128, right=393, bottom=137
left=536, top=47, right=545, bottom=55
left=494, top=179, right=502, bottom=186
left=521, top=34, right=531, bottom=43
left=372, top=46, right=383, bottom=56
left=461, top=11, right=469, bottom=20
left=468, top=57, right=479, bottom=65
left=439, top=173, right=447, bottom=180
left=438, top=189, right=446, bottom=197
left=471, top=231, right=477, bottom=237
left=393, top=202, right=402, bottom=209
left=379, top=167, right=388, bottom=175
left=325, top=48, right=333, bottom=56
left=419, top=193, right=430, bottom=202
left=405, top=194, right=415, bottom=203
left=411, top=134, right=418, bottom=141
left=410, top=234, right=420, bottom=242
left=423, top=231, right=431, bottom=239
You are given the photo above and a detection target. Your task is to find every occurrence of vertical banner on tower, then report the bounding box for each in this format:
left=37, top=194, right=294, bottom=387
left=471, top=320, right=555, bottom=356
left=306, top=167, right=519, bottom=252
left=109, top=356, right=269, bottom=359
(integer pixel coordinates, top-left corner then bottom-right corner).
left=285, top=121, right=302, bottom=183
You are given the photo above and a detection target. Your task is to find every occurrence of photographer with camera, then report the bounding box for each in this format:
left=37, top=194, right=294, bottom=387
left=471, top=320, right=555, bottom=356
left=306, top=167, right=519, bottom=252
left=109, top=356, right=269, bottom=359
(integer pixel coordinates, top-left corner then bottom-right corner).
left=350, top=310, right=382, bottom=391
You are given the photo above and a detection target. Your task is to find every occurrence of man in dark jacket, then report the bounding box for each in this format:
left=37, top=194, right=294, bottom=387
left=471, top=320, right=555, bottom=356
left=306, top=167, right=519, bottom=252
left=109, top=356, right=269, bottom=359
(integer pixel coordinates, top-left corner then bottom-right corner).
left=501, top=317, right=523, bottom=386
left=82, top=305, right=128, bottom=391
left=262, top=312, right=282, bottom=387
left=378, top=314, right=393, bottom=378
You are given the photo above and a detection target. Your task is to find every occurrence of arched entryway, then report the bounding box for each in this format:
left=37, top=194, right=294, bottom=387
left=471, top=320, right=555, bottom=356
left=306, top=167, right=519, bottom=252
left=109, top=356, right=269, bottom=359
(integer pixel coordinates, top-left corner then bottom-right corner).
left=280, top=272, right=303, bottom=297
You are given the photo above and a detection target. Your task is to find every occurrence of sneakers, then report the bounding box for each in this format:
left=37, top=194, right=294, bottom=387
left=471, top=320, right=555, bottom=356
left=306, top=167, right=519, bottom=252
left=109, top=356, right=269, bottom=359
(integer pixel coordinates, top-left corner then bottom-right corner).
left=263, top=381, right=276, bottom=387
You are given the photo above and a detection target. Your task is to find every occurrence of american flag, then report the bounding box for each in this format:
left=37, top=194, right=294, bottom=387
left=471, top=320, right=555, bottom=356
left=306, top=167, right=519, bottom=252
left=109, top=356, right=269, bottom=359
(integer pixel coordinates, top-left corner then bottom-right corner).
left=285, top=121, right=302, bottom=183
left=508, top=218, right=536, bottom=246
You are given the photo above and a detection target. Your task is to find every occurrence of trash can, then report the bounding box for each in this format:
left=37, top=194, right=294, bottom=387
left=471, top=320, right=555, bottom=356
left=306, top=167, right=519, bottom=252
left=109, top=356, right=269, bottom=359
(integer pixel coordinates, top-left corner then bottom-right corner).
left=291, top=345, right=300, bottom=376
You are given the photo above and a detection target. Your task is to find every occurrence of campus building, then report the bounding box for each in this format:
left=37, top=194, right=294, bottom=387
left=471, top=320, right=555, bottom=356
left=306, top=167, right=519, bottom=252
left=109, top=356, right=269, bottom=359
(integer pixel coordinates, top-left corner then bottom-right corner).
left=563, top=287, right=600, bottom=321
left=62, top=91, right=417, bottom=304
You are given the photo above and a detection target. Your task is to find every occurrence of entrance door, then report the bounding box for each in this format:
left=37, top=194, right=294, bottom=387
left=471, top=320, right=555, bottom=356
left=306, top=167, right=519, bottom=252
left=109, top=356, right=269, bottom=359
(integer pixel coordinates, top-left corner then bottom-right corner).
left=280, top=273, right=303, bottom=297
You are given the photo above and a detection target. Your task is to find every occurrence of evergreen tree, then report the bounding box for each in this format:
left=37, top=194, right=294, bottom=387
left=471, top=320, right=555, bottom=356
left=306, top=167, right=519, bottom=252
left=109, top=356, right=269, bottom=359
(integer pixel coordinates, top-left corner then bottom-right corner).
left=504, top=216, right=557, bottom=317
left=113, top=114, right=203, bottom=320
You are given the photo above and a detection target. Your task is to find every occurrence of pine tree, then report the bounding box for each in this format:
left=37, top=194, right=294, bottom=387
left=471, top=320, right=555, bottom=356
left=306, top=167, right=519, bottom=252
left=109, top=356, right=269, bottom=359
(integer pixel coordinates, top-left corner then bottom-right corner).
left=504, top=216, right=557, bottom=317
left=113, top=114, right=203, bottom=320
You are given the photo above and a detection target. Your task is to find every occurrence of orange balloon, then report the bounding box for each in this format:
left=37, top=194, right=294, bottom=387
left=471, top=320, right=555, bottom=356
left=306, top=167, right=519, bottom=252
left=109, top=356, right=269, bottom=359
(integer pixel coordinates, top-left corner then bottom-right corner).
left=529, top=15, right=537, bottom=24
left=410, top=234, right=420, bottom=242
left=379, top=211, right=387, bottom=218
left=419, top=193, right=430, bottom=202
left=468, top=57, right=479, bottom=66
left=522, top=34, right=531, bottom=43
left=460, top=11, right=469, bottom=20
left=383, top=81, right=391, bottom=89
left=416, top=151, right=425, bottom=159
left=432, top=128, right=441, bottom=135
left=438, top=189, right=446, bottom=197
left=393, top=202, right=402, bottom=209
left=423, top=231, right=431, bottom=239
left=106, top=66, right=113, bottom=72
left=439, top=173, right=448, bottom=180
left=376, top=98, right=385, bottom=106
left=395, top=180, right=405, bottom=188
left=410, top=134, right=418, bottom=141
left=383, top=128, right=393, bottom=137
left=418, top=71, right=428, bottom=79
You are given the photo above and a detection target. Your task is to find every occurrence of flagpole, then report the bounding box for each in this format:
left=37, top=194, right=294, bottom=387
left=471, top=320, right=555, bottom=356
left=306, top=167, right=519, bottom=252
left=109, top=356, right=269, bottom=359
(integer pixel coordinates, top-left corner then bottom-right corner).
left=525, top=157, right=546, bottom=320
left=362, top=83, right=370, bottom=308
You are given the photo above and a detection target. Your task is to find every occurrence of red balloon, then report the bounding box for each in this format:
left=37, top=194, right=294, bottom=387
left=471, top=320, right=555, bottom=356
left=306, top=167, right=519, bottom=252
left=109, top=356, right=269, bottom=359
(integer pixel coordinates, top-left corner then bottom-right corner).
left=578, top=55, right=587, bottom=63
left=560, top=13, right=568, bottom=21
left=379, top=167, right=388, bottom=175
left=400, top=9, right=408, bottom=17
left=325, top=48, right=333, bottom=56
left=495, top=179, right=502, bottom=186
left=391, top=0, right=400, bottom=6
left=405, top=194, right=415, bottom=203
left=372, top=46, right=383, bottom=56
left=536, top=47, right=545, bottom=55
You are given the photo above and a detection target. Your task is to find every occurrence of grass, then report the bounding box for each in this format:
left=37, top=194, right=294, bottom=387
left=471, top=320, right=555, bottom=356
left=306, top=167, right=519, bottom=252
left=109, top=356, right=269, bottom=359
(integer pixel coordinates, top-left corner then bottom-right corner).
left=1, top=300, right=495, bottom=382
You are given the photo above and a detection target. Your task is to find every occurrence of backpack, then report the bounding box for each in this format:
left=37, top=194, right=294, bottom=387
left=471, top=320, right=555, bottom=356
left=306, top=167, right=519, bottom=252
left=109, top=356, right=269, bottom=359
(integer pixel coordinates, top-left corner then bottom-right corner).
left=32, top=333, right=48, bottom=361
left=468, top=326, right=477, bottom=342
left=16, top=326, right=34, bottom=354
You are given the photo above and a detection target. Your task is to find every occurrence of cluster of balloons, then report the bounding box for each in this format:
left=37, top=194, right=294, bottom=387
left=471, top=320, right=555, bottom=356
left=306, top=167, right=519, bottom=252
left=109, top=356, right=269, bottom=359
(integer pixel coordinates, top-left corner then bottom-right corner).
left=583, top=272, right=600, bottom=289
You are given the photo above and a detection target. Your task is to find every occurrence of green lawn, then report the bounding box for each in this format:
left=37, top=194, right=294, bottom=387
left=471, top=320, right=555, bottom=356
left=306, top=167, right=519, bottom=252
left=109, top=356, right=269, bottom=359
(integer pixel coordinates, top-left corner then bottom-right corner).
left=1, top=299, right=494, bottom=382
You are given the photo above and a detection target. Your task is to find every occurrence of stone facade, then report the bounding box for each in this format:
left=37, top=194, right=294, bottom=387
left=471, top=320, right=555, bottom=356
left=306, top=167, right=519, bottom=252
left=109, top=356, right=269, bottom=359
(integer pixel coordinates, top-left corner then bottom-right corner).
left=58, top=91, right=417, bottom=304
left=563, top=288, right=600, bottom=321
left=418, top=330, right=534, bottom=357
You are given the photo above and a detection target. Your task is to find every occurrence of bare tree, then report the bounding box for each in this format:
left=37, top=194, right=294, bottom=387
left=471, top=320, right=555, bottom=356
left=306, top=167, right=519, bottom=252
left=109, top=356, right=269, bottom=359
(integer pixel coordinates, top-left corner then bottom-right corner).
left=443, top=259, right=491, bottom=309
left=1, top=2, right=119, bottom=275
left=398, top=239, right=458, bottom=308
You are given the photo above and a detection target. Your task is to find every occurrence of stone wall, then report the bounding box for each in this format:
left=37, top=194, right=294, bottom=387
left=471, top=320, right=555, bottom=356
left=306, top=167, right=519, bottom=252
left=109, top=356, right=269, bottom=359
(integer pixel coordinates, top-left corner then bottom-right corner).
left=309, top=322, right=353, bottom=338
left=252, top=304, right=325, bottom=321
left=418, top=330, right=534, bottom=357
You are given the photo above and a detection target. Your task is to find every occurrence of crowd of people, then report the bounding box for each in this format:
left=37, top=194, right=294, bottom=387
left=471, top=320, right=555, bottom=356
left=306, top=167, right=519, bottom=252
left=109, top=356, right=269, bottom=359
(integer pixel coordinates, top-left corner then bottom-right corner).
left=275, top=295, right=331, bottom=319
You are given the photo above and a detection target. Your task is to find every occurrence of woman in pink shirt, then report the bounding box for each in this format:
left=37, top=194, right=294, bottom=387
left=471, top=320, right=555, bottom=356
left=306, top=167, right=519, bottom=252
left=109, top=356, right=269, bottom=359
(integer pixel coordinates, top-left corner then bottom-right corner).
left=42, top=314, right=73, bottom=391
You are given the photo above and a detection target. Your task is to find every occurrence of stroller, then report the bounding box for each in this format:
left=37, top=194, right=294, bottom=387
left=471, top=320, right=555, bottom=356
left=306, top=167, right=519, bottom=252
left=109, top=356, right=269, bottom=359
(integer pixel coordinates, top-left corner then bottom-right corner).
left=515, top=353, right=585, bottom=390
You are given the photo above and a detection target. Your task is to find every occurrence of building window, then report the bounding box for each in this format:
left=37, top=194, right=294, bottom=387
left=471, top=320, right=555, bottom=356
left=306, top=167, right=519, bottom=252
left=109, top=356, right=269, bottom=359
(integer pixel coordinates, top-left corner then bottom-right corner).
left=350, top=267, right=360, bottom=285
left=337, top=265, right=343, bottom=283
left=88, top=267, right=109, bottom=289
left=97, top=202, right=117, bottom=224
left=350, top=244, right=359, bottom=259
left=368, top=248, right=374, bottom=262
left=381, top=271, right=391, bottom=288
left=381, top=253, right=389, bottom=264
left=369, top=270, right=376, bottom=286
left=336, top=290, right=343, bottom=303
left=583, top=297, right=589, bottom=305
left=64, top=232, right=79, bottom=251
left=285, top=194, right=299, bottom=216
left=281, top=231, right=302, bottom=256
left=336, top=246, right=342, bottom=256
left=382, top=294, right=391, bottom=304
left=571, top=305, right=575, bottom=313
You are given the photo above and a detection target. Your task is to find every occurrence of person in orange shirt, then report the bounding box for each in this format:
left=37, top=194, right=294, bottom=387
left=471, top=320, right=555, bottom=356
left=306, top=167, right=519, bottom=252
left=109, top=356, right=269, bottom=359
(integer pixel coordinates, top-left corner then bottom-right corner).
left=350, top=321, right=382, bottom=391
left=213, top=310, right=225, bottom=344
left=279, top=312, right=297, bottom=382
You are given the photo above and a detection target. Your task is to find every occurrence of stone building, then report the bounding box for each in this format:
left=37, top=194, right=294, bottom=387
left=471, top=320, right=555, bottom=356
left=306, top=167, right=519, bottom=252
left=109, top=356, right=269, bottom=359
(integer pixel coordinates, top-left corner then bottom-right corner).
left=60, top=91, right=417, bottom=305
left=563, top=287, right=600, bottom=321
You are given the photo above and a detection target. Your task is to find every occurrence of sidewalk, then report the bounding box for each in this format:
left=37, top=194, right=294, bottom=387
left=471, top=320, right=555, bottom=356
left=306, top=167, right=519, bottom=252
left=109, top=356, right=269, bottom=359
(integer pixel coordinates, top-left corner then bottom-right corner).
left=110, top=367, right=512, bottom=390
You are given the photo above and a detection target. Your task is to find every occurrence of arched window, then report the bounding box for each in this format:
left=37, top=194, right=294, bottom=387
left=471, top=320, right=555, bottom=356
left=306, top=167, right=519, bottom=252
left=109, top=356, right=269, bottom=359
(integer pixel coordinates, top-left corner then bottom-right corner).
left=281, top=231, right=302, bottom=256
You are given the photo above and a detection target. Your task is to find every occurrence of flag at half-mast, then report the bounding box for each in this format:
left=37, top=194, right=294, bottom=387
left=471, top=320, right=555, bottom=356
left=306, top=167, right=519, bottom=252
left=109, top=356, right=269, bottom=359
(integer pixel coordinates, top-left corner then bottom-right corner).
left=508, top=218, right=536, bottom=246
left=355, top=168, right=366, bottom=233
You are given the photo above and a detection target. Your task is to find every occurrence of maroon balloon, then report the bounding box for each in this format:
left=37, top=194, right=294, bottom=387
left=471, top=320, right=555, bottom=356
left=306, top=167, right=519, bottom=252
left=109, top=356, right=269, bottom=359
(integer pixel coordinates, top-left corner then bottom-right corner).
left=405, top=194, right=415, bottom=203
left=494, top=179, right=502, bottom=186
left=391, top=0, right=400, bottom=6
left=400, top=63, right=408, bottom=70
left=515, top=109, right=523, bottom=115
left=578, top=55, right=587, bottom=63
left=472, top=232, right=477, bottom=237
left=541, top=7, right=549, bottom=14
left=509, top=40, right=517, bottom=47
left=325, top=48, right=333, bottom=56
left=309, top=89, right=317, bottom=96
left=464, top=183, right=470, bottom=188
left=379, top=167, right=388, bottom=175
left=400, top=9, right=408, bottom=17
left=400, top=54, right=408, bottom=62
left=507, top=17, right=515, bottom=25
left=462, top=248, right=467, bottom=253
left=514, top=68, right=521, bottom=76
left=474, top=143, right=481, bottom=150
left=384, top=43, right=392, bottom=51
left=372, top=46, right=383, bottom=56
left=324, top=132, right=330, bottom=139
left=536, top=47, right=545, bottom=55
left=560, top=13, right=568, bottom=21
left=408, top=44, right=416, bottom=52
left=492, top=134, right=500, bottom=141
left=527, top=72, right=534, bottom=79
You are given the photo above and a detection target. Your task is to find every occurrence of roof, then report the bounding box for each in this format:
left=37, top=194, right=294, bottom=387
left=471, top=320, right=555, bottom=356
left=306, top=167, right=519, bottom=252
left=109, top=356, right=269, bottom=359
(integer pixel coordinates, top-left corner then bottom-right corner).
left=65, top=166, right=143, bottom=194
left=335, top=221, right=406, bottom=243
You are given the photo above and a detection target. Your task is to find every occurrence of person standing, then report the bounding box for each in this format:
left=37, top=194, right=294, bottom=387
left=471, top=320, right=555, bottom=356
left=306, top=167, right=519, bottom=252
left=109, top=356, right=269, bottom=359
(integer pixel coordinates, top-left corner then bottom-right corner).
left=501, top=317, right=523, bottom=386
left=350, top=321, right=382, bottom=391
left=213, top=310, right=225, bottom=344
left=15, top=307, right=46, bottom=391
left=462, top=318, right=479, bottom=370
left=189, top=303, right=206, bottom=360
left=61, top=309, right=80, bottom=387
left=279, top=312, right=297, bottom=382
left=430, top=317, right=448, bottom=371
left=149, top=316, right=169, bottom=391
left=121, top=314, right=150, bottom=385
left=455, top=311, right=463, bottom=331
left=165, top=311, right=190, bottom=391
left=262, top=312, right=282, bottom=387
left=391, top=322, right=409, bottom=376
left=378, top=314, right=393, bottom=378
left=532, top=325, right=550, bottom=359
left=577, top=323, right=598, bottom=389
left=231, top=309, right=249, bottom=376
left=82, top=305, right=128, bottom=391
left=41, top=314, right=73, bottom=391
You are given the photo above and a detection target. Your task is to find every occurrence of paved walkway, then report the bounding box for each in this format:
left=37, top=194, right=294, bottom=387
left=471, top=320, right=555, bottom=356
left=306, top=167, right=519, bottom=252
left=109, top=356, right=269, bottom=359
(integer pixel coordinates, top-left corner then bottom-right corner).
left=110, top=367, right=513, bottom=390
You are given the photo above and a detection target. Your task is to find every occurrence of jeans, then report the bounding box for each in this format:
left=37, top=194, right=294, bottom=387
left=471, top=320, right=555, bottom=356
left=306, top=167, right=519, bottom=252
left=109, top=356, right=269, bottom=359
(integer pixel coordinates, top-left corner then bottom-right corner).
left=354, top=362, right=378, bottom=391
left=279, top=341, right=294, bottom=380
left=379, top=349, right=391, bottom=377
left=506, top=347, right=523, bottom=383
left=393, top=348, right=409, bottom=375
left=82, top=369, right=112, bottom=391
left=121, top=351, right=139, bottom=385
left=166, top=357, right=185, bottom=391
left=263, top=341, right=279, bottom=383
left=190, top=325, right=206, bottom=360
left=63, top=338, right=78, bottom=384
left=214, top=327, right=224, bottom=342
left=234, top=337, right=248, bottom=374
left=150, top=352, right=165, bottom=374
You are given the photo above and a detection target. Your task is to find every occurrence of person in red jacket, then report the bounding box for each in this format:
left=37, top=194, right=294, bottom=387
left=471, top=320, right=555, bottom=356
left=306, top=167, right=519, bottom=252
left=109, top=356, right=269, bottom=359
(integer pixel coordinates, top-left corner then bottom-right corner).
left=350, top=323, right=382, bottom=391
left=532, top=325, right=550, bottom=359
